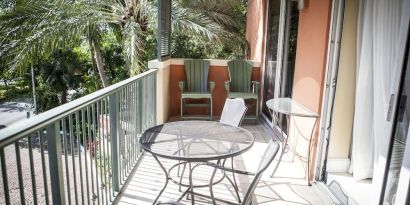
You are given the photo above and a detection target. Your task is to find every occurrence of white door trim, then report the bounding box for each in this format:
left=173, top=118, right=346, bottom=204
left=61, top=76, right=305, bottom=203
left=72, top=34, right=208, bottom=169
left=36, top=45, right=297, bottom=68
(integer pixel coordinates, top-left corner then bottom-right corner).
left=315, top=0, right=345, bottom=181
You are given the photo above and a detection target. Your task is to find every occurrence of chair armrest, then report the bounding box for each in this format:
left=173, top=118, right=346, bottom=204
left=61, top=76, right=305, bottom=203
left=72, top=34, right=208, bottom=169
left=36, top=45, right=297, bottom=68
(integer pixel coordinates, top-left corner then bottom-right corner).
left=224, top=81, right=230, bottom=92
left=209, top=81, right=215, bottom=93
left=252, top=81, right=260, bottom=94
left=178, top=81, right=185, bottom=92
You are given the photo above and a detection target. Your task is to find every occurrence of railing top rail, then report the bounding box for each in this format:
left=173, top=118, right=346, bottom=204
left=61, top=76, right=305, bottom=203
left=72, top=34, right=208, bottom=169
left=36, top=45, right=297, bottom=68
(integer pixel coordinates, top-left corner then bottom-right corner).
left=0, top=69, right=157, bottom=147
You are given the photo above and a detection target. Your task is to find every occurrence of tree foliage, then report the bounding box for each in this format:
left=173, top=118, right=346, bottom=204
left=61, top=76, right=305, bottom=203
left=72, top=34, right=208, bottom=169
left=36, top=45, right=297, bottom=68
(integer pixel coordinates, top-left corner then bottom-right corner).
left=0, top=0, right=248, bottom=111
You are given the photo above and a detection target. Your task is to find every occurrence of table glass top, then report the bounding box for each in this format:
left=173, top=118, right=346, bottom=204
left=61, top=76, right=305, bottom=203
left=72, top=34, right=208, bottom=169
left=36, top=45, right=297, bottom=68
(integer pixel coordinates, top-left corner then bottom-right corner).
left=140, top=121, right=254, bottom=161
left=266, top=98, right=318, bottom=117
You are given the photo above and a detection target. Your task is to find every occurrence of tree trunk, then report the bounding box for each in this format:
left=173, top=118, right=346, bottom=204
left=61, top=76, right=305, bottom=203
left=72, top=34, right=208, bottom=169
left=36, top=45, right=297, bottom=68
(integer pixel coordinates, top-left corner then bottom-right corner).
left=61, top=89, right=67, bottom=104
left=89, top=36, right=109, bottom=88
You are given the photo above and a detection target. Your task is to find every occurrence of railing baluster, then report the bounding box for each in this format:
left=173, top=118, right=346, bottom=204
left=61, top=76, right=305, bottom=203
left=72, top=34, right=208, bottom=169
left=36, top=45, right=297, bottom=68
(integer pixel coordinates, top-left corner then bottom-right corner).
left=47, top=122, right=66, bottom=205
left=76, top=112, right=85, bottom=205
left=0, top=147, right=10, bottom=205
left=109, top=92, right=120, bottom=193
left=104, top=99, right=112, bottom=203
left=151, top=73, right=157, bottom=126
left=81, top=109, right=90, bottom=205
left=101, top=99, right=109, bottom=204
left=87, top=106, right=95, bottom=203
left=120, top=89, right=125, bottom=182
left=92, top=103, right=100, bottom=205
left=62, top=119, right=72, bottom=205
left=132, top=82, right=137, bottom=164
left=126, top=85, right=131, bottom=173
left=28, top=135, right=38, bottom=205
left=39, top=130, right=49, bottom=205
left=137, top=79, right=143, bottom=155
left=69, top=115, right=79, bottom=204
left=15, top=141, right=26, bottom=205
left=97, top=102, right=103, bottom=204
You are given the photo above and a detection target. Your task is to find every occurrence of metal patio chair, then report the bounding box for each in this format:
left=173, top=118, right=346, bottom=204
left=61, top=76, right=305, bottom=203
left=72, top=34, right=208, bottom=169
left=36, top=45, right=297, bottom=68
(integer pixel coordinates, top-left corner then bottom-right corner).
left=225, top=60, right=260, bottom=120
left=176, top=98, right=248, bottom=192
left=179, top=59, right=215, bottom=120
left=206, top=140, right=280, bottom=205
left=168, top=140, right=280, bottom=205
left=220, top=98, right=248, bottom=127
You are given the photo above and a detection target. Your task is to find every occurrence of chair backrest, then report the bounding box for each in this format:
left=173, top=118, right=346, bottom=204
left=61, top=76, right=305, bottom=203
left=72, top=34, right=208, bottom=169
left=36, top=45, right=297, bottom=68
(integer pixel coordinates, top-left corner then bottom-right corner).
left=184, top=59, right=210, bottom=92
left=220, top=98, right=247, bottom=127
left=227, top=60, right=253, bottom=93
left=242, top=140, right=280, bottom=205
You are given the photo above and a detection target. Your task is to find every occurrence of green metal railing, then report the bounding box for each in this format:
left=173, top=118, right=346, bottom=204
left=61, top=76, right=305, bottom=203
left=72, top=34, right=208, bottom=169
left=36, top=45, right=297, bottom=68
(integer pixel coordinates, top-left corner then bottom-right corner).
left=0, top=69, right=157, bottom=205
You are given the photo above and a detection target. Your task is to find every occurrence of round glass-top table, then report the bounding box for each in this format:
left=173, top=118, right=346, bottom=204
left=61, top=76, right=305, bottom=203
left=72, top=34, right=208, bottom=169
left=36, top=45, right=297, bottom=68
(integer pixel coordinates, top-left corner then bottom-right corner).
left=140, top=120, right=254, bottom=161
left=139, top=120, right=254, bottom=204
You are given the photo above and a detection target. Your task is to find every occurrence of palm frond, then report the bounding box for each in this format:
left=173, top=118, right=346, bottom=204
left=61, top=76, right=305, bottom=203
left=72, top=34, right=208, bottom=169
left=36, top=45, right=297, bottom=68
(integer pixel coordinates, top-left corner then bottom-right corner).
left=122, top=21, right=146, bottom=75
left=0, top=0, right=104, bottom=75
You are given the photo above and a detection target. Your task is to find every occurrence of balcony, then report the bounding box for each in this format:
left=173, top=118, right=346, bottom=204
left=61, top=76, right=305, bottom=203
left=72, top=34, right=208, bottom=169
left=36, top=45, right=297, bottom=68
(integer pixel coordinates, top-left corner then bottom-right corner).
left=0, top=66, right=333, bottom=205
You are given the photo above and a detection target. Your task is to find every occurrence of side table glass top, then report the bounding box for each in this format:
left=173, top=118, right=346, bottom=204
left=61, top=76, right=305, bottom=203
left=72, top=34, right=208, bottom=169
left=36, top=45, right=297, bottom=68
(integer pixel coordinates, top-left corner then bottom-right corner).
left=266, top=98, right=318, bottom=117
left=140, top=121, right=254, bottom=161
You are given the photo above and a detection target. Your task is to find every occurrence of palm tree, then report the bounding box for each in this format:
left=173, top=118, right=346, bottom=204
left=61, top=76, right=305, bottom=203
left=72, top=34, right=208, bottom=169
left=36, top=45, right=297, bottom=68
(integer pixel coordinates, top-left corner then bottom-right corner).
left=37, top=49, right=84, bottom=104
left=0, top=0, right=245, bottom=87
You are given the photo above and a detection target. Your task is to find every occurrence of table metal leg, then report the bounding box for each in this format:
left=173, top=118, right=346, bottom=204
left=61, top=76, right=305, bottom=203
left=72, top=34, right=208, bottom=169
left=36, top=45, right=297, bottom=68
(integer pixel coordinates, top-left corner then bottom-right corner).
left=187, top=162, right=192, bottom=201
left=152, top=155, right=169, bottom=204
left=209, top=159, right=221, bottom=205
left=189, top=162, right=194, bottom=205
left=306, top=118, right=318, bottom=186
left=223, top=157, right=241, bottom=203
left=270, top=114, right=289, bottom=177
left=179, top=162, right=187, bottom=192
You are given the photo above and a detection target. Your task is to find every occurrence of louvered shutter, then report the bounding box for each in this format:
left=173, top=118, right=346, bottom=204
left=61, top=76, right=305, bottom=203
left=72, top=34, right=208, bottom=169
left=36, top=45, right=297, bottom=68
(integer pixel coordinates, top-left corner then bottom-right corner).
left=157, top=0, right=172, bottom=61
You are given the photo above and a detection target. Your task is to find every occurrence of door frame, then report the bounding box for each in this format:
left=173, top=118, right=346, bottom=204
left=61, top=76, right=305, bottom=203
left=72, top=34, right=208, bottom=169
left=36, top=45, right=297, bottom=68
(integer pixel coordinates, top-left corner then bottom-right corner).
left=315, top=0, right=345, bottom=182
left=394, top=123, right=410, bottom=205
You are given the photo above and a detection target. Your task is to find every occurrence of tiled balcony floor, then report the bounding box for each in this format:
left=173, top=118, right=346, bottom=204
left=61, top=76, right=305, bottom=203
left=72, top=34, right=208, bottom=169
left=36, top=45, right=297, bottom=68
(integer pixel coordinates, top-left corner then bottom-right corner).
left=115, top=122, right=334, bottom=205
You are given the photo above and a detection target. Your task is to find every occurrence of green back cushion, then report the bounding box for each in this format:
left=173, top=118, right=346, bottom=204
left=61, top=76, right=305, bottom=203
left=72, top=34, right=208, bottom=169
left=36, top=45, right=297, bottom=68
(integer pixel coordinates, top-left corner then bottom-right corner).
left=184, top=60, right=210, bottom=92
left=228, top=60, right=253, bottom=92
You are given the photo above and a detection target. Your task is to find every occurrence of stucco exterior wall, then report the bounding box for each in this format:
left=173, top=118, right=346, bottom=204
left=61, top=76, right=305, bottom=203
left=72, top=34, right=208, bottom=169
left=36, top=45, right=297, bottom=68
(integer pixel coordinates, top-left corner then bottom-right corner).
left=291, top=0, right=333, bottom=178
left=246, top=0, right=266, bottom=61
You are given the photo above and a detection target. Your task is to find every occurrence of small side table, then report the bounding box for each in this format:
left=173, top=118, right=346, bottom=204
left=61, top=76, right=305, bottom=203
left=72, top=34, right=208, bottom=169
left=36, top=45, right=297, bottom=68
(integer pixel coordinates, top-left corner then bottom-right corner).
left=266, top=98, right=318, bottom=185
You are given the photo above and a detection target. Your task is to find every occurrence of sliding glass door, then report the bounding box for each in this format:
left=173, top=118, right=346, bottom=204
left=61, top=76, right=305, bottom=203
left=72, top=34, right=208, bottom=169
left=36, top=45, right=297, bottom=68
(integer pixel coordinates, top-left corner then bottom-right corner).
left=381, top=37, right=410, bottom=205
left=262, top=0, right=299, bottom=129
left=261, top=0, right=281, bottom=120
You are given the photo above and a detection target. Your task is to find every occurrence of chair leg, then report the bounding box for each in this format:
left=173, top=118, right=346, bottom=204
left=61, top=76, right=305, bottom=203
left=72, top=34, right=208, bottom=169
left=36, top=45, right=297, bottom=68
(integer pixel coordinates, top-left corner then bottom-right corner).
left=210, top=98, right=213, bottom=120
left=181, top=98, right=184, bottom=118
left=255, top=98, right=259, bottom=123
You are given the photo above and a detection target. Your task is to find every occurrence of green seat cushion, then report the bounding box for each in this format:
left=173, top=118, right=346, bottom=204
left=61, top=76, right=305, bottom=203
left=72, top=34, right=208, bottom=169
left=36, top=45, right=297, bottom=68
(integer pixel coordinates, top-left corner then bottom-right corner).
left=228, top=92, right=258, bottom=99
left=181, top=92, right=212, bottom=99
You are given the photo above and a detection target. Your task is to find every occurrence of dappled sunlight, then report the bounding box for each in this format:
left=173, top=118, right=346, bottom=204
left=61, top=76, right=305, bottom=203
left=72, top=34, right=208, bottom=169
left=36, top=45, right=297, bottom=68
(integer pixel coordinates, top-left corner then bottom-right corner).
left=115, top=123, right=333, bottom=205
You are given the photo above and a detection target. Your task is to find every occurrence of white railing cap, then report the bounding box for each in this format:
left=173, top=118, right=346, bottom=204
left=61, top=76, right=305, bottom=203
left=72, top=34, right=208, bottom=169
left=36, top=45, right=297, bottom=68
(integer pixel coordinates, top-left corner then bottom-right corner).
left=148, top=58, right=261, bottom=69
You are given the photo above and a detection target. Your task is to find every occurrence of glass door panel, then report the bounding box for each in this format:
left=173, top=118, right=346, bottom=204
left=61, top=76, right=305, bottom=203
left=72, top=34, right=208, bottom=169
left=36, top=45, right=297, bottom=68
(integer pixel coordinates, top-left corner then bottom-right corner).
left=382, top=42, right=410, bottom=205
left=262, top=0, right=299, bottom=133
left=262, top=0, right=282, bottom=120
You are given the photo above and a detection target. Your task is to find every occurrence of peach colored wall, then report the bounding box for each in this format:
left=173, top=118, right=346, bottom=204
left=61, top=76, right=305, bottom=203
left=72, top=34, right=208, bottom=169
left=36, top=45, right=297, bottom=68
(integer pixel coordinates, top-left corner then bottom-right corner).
left=246, top=0, right=267, bottom=61
left=291, top=0, right=332, bottom=178
left=169, top=65, right=261, bottom=117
